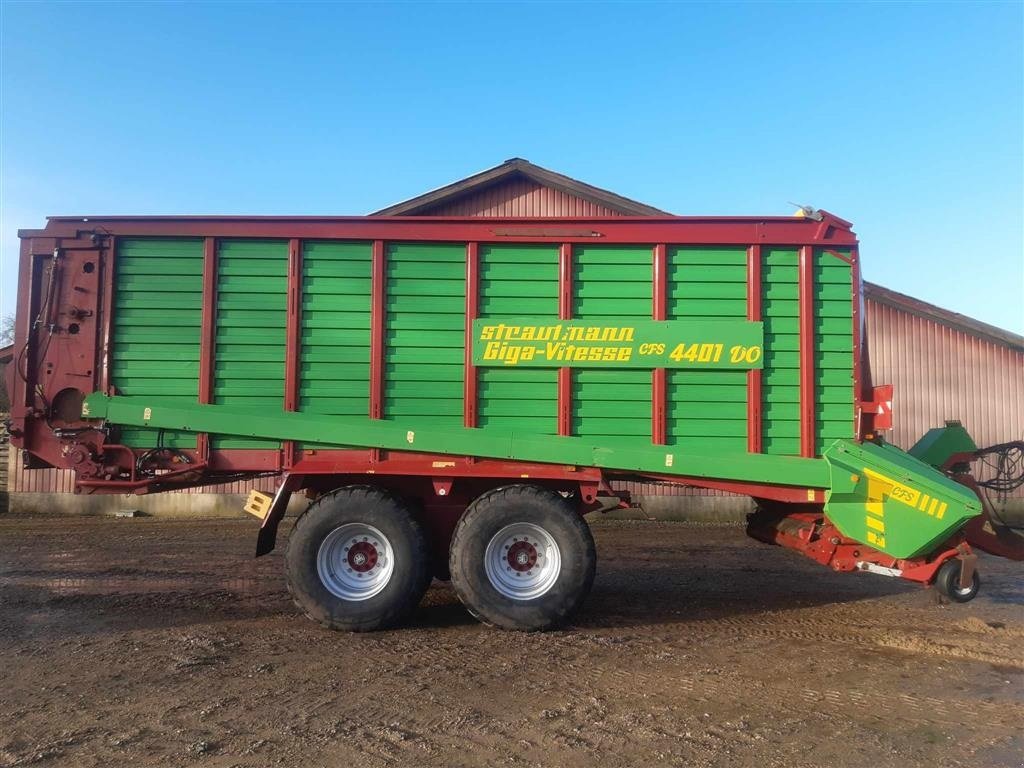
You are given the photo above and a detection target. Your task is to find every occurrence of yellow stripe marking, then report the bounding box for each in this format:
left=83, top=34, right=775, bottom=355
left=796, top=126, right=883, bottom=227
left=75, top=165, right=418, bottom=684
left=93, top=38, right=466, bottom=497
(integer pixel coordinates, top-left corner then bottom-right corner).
left=928, top=498, right=938, bottom=516
left=918, top=494, right=930, bottom=511
left=937, top=502, right=947, bottom=520
left=866, top=516, right=886, bottom=532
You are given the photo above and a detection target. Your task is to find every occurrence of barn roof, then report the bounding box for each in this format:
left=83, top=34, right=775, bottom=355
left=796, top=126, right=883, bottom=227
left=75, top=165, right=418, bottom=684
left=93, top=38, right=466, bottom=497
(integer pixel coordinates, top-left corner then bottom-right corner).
left=865, top=282, right=1023, bottom=352
left=371, top=157, right=669, bottom=217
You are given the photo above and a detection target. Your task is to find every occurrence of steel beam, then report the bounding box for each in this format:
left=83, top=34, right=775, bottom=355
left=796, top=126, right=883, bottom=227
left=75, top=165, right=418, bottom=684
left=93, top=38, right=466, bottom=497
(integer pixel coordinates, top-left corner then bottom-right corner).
left=83, top=393, right=832, bottom=489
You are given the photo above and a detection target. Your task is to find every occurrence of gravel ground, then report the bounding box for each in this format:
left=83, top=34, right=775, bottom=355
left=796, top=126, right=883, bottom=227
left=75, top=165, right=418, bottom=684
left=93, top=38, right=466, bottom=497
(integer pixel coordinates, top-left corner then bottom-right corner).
left=1, top=514, right=1021, bottom=768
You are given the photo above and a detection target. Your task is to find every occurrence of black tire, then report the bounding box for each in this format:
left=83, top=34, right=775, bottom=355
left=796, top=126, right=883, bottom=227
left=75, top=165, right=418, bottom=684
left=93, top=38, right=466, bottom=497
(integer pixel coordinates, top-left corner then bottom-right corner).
left=934, top=558, right=980, bottom=603
left=285, top=485, right=430, bottom=631
left=449, top=484, right=596, bottom=631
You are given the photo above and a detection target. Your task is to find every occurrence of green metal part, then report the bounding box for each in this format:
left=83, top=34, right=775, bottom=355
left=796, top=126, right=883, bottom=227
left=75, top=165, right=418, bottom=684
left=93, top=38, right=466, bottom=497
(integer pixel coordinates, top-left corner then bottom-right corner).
left=82, top=393, right=983, bottom=561
left=908, top=421, right=978, bottom=469
left=82, top=393, right=830, bottom=488
left=823, top=439, right=981, bottom=559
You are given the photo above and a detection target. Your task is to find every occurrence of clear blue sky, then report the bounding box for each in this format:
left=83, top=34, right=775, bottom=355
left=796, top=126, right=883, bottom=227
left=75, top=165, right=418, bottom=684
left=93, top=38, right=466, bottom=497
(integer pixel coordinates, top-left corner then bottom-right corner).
left=2, top=1, right=1022, bottom=332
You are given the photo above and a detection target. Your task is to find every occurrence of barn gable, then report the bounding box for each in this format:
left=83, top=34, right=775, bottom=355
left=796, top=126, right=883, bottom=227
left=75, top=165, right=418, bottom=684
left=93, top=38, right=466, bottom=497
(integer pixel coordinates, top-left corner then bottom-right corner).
left=372, top=157, right=668, bottom=217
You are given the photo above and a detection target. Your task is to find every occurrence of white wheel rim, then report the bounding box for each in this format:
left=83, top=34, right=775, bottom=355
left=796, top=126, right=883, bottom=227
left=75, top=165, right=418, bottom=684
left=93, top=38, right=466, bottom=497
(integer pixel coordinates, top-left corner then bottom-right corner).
left=484, top=522, right=561, bottom=601
left=316, top=523, right=394, bottom=601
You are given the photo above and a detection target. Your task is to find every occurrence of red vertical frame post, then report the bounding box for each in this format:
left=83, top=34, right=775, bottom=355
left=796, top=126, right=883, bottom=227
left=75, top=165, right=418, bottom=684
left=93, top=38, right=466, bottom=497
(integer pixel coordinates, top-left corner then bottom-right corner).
left=849, top=246, right=865, bottom=438
left=464, top=242, right=479, bottom=429
left=370, top=239, right=386, bottom=420
left=11, top=238, right=35, bottom=419
left=746, top=244, right=763, bottom=453
left=652, top=243, right=667, bottom=444
left=196, top=236, right=217, bottom=460
left=557, top=242, right=573, bottom=436
left=798, top=245, right=816, bottom=458
left=283, top=238, right=302, bottom=468
left=98, top=236, right=117, bottom=396
left=369, top=240, right=386, bottom=461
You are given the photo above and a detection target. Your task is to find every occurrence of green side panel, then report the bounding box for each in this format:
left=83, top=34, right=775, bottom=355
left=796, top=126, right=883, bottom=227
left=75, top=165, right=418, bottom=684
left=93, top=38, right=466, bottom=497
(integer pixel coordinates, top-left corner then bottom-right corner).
left=762, top=248, right=800, bottom=455
left=384, top=243, right=465, bottom=427
left=111, top=237, right=204, bottom=448
left=298, top=241, right=373, bottom=449
left=824, top=439, right=981, bottom=559
left=572, top=246, right=651, bottom=443
left=478, top=244, right=559, bottom=434
left=212, top=239, right=288, bottom=449
left=666, top=247, right=748, bottom=452
left=814, top=250, right=855, bottom=453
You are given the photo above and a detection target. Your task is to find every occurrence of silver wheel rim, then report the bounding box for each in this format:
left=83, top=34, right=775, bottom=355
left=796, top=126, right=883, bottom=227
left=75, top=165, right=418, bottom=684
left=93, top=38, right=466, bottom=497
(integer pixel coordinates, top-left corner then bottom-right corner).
left=484, top=522, right=561, bottom=600
left=953, top=580, right=974, bottom=597
left=316, top=523, right=394, bottom=601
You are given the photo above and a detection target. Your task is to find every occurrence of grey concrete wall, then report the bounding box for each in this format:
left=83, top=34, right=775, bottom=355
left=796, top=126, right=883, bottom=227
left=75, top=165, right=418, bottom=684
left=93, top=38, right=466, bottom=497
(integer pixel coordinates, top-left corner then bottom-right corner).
left=7, top=489, right=753, bottom=522
left=8, top=491, right=254, bottom=518
left=6, top=489, right=1020, bottom=526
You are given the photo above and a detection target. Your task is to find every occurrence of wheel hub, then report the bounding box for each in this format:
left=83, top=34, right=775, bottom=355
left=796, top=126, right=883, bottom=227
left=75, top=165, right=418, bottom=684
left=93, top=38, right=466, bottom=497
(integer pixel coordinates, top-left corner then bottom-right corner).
left=347, top=541, right=379, bottom=573
left=507, top=540, right=538, bottom=572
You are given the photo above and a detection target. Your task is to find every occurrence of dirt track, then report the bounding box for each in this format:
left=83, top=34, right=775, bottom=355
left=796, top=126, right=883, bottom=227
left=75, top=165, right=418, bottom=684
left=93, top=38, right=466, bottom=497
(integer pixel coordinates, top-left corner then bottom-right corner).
left=1, top=515, right=1021, bottom=768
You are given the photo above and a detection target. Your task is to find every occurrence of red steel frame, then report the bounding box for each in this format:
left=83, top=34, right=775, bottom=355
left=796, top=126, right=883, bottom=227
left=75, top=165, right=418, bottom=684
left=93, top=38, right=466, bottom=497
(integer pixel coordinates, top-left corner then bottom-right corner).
left=369, top=239, right=386, bottom=462
left=8, top=213, right=863, bottom=504
left=798, top=245, right=816, bottom=458
left=557, top=242, right=573, bottom=436
left=196, top=237, right=218, bottom=460
left=746, top=244, right=763, bottom=453
left=24, top=215, right=862, bottom=244
left=464, top=242, right=479, bottom=429
left=651, top=243, right=667, bottom=445
left=283, top=238, right=302, bottom=468
left=98, top=236, right=117, bottom=397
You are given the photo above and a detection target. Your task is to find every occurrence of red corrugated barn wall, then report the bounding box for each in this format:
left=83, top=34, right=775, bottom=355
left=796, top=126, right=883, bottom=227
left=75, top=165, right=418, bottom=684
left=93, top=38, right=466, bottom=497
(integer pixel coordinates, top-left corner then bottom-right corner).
left=6, top=160, right=1023, bottom=513
left=411, top=176, right=626, bottom=217
left=866, top=299, right=1024, bottom=504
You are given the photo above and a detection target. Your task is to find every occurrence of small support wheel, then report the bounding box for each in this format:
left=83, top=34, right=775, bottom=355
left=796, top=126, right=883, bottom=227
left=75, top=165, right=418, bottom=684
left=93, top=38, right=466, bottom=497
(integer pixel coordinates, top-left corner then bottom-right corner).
left=449, top=484, right=596, bottom=631
left=285, top=486, right=430, bottom=631
left=934, top=558, right=980, bottom=603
